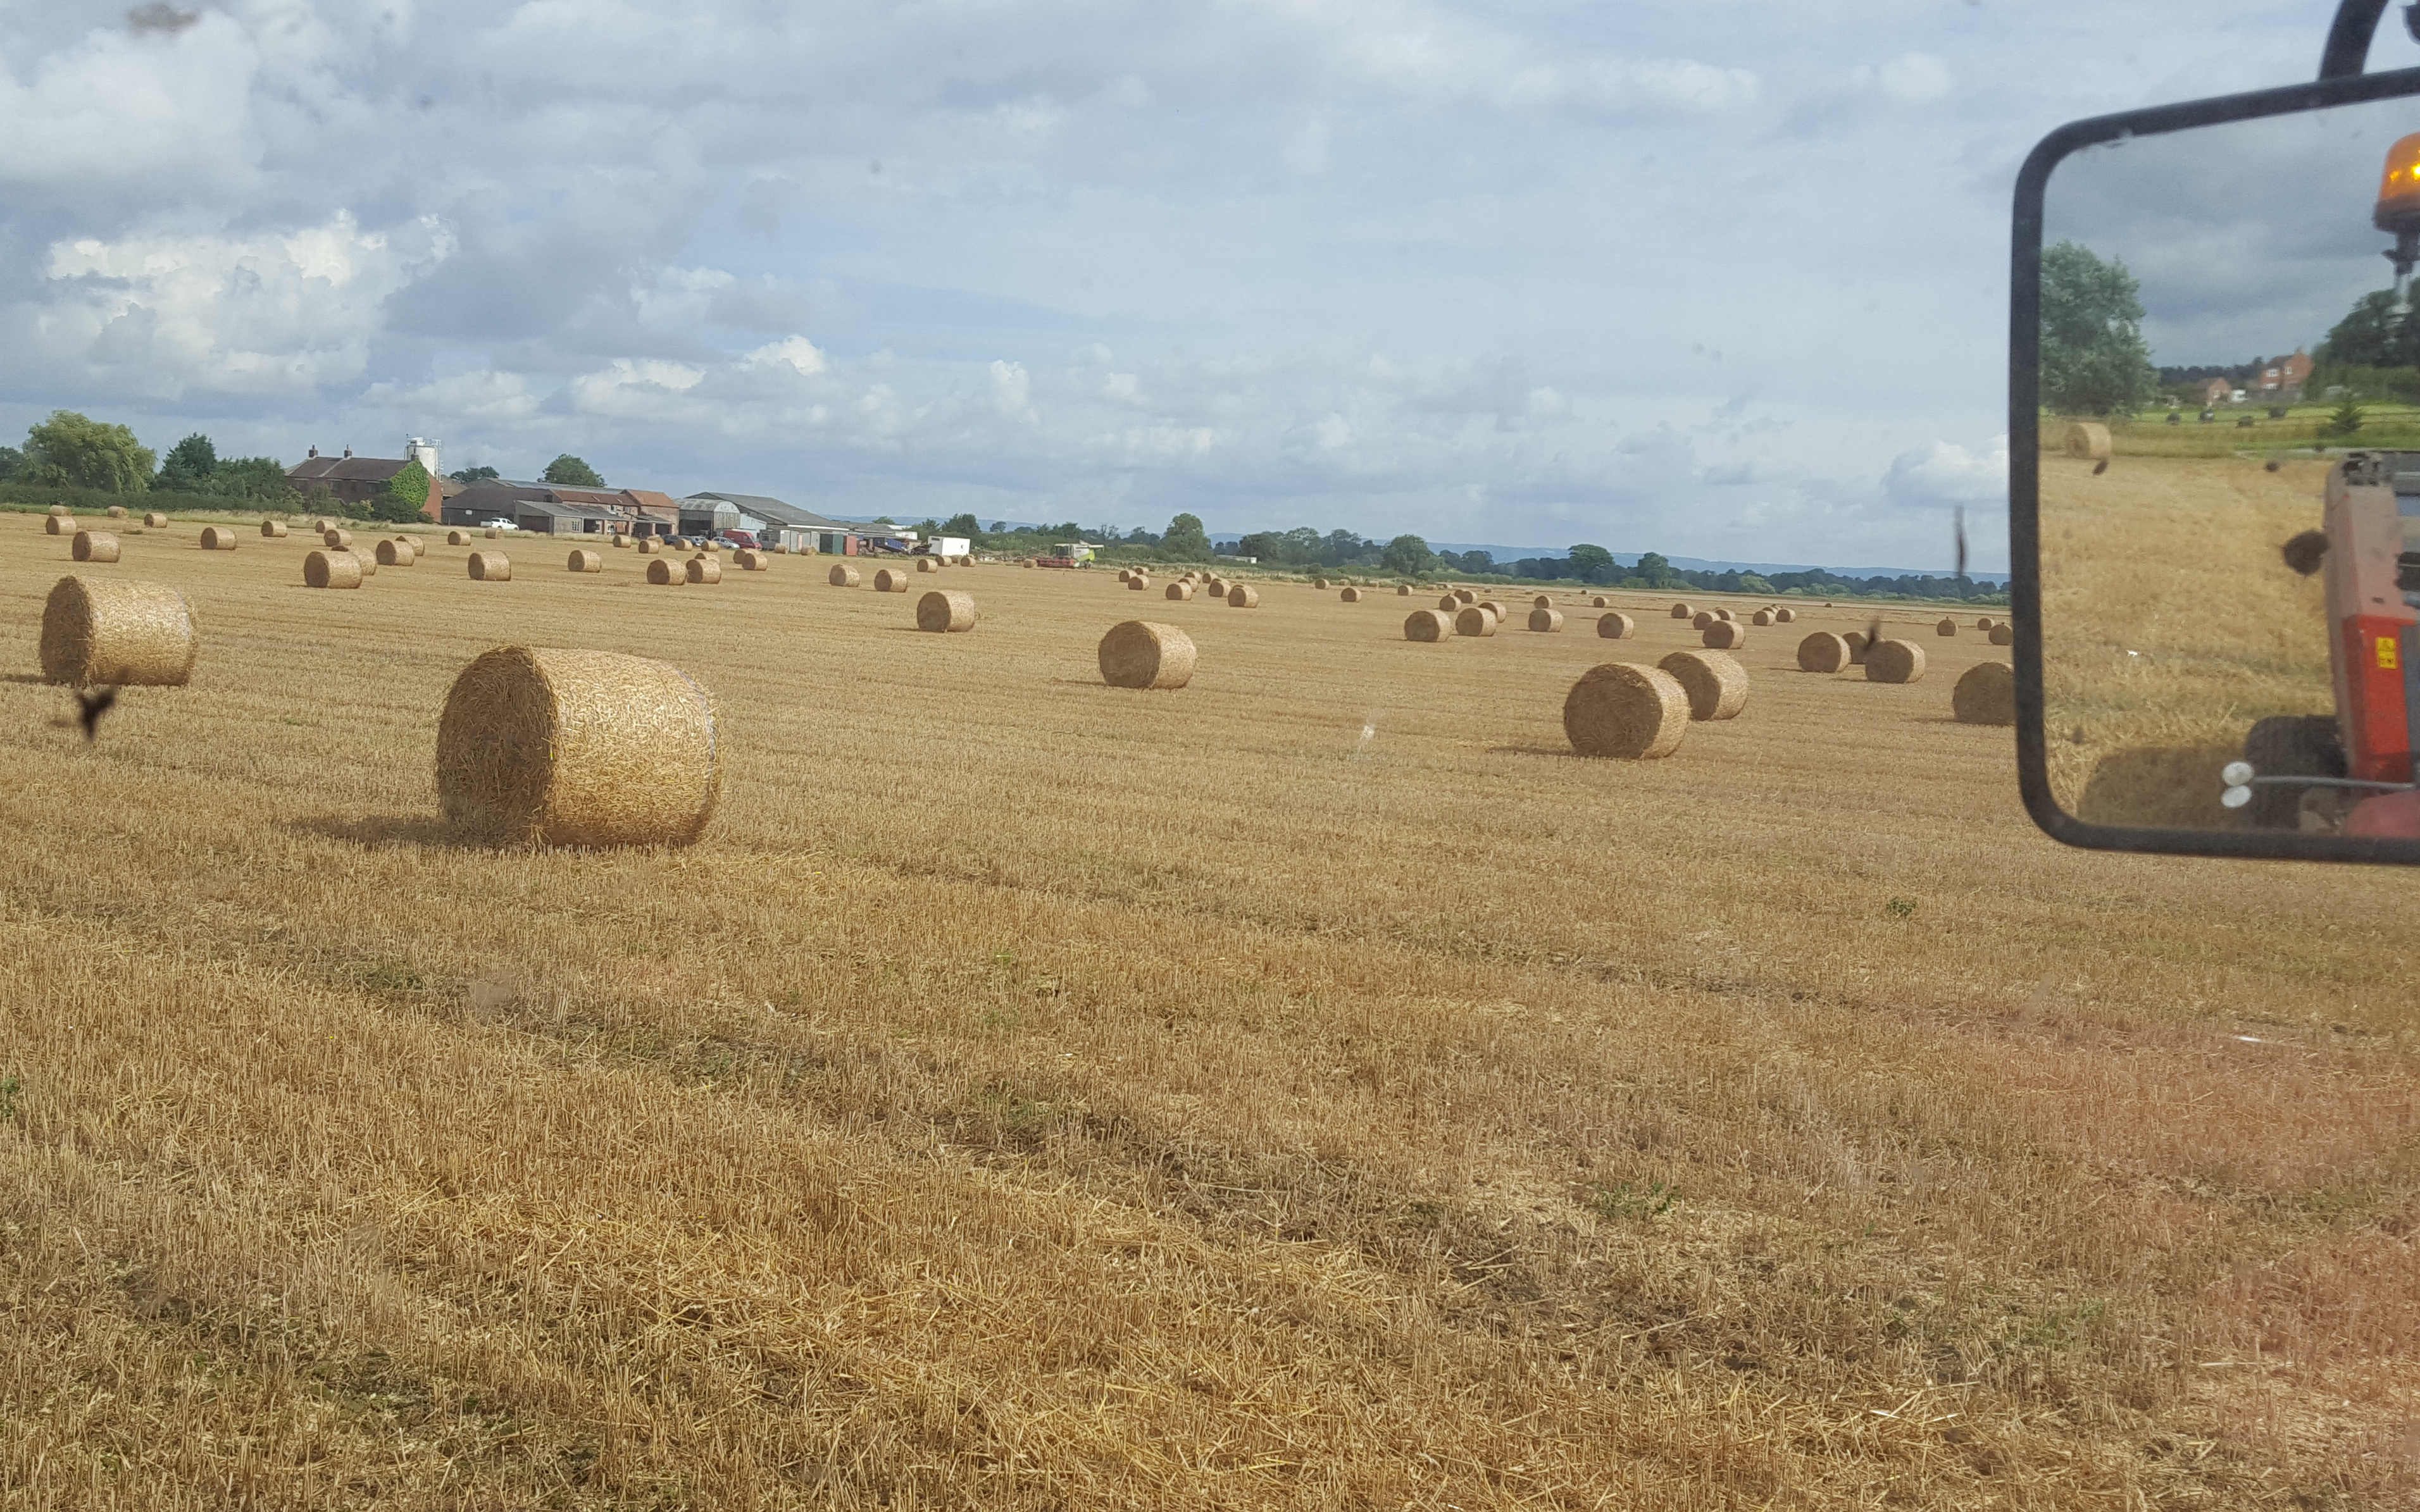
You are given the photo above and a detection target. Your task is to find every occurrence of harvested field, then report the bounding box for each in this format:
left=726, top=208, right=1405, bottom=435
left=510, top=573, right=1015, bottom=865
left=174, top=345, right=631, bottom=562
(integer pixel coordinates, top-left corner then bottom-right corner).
left=0, top=516, right=2412, bottom=1508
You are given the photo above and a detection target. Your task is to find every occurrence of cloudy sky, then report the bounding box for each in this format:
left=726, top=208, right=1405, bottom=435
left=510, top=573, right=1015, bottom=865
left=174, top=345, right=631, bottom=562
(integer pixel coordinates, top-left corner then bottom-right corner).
left=0, top=1, right=2388, bottom=569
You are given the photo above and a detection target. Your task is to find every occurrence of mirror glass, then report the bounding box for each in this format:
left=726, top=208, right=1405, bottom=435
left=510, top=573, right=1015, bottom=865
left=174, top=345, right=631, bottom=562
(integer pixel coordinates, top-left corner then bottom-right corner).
left=2038, top=94, right=2420, bottom=843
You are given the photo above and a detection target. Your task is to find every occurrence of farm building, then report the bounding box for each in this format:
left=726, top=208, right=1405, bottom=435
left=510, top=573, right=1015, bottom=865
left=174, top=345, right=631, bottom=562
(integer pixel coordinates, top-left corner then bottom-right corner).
left=684, top=490, right=877, bottom=554
left=443, top=481, right=680, bottom=536
left=286, top=445, right=446, bottom=520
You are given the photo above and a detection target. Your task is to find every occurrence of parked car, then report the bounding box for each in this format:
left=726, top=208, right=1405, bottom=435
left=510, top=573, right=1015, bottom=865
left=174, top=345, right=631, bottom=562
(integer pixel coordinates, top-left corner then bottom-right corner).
left=720, top=529, right=759, bottom=550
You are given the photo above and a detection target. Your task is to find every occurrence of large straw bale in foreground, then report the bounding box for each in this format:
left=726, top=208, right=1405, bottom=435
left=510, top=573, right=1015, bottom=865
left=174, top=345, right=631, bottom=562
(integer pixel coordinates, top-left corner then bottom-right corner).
left=41, top=576, right=198, bottom=686
left=1797, top=631, right=1850, bottom=672
left=1528, top=607, right=1564, bottom=632
left=304, top=550, right=363, bottom=589
left=568, top=548, right=603, bottom=573
left=1865, top=638, right=1926, bottom=683
left=1657, top=649, right=1749, bottom=720
left=1454, top=605, right=1498, bottom=637
left=1404, top=609, right=1452, bottom=641
left=72, top=531, right=120, bottom=562
left=918, top=590, right=975, bottom=632
left=1228, top=584, right=1261, bottom=608
left=1701, top=621, right=1747, bottom=650
left=199, top=526, right=238, bottom=552
left=1953, top=661, right=2016, bottom=724
left=1563, top=662, right=1689, bottom=759
left=438, top=647, right=720, bottom=848
left=2064, top=421, right=2112, bottom=461
left=1597, top=612, right=1635, bottom=639
left=829, top=564, right=861, bottom=587
left=469, top=551, right=511, bottom=581
left=1099, top=621, right=1196, bottom=688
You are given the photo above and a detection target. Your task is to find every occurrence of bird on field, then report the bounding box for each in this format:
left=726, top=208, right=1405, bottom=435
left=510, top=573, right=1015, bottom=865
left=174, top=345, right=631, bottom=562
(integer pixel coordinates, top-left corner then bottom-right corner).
left=2265, top=459, right=2283, bottom=473
left=77, top=686, right=117, bottom=741
left=2092, top=459, right=2109, bottom=476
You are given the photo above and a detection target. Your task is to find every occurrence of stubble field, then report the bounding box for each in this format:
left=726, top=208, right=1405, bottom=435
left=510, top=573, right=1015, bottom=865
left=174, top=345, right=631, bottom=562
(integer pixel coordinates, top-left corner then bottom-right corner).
left=1, top=501, right=2416, bottom=1509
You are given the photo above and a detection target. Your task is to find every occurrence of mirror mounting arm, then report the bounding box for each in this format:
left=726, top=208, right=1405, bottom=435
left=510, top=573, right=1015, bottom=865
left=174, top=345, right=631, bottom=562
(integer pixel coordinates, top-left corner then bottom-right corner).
left=2320, top=0, right=2420, bottom=80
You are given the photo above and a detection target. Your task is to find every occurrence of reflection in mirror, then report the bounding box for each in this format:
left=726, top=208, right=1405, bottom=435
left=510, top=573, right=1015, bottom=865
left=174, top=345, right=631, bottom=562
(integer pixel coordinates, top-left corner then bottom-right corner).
left=2039, top=97, right=2420, bottom=842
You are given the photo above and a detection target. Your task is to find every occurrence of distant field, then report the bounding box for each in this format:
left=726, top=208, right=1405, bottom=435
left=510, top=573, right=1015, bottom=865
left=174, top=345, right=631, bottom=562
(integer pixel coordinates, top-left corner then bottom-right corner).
left=2, top=515, right=2414, bottom=1508
left=2050, top=402, right=2420, bottom=459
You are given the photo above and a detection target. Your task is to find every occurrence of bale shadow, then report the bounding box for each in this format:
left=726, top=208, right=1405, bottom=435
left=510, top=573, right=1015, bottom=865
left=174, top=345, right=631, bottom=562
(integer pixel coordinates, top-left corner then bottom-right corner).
left=291, top=814, right=478, bottom=850
left=1, top=672, right=53, bottom=685
left=1488, top=745, right=1578, bottom=759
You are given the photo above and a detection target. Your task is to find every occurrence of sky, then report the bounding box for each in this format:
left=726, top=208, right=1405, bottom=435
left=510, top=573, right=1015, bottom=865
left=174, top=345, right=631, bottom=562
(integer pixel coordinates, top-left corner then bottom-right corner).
left=0, top=1, right=2395, bottom=571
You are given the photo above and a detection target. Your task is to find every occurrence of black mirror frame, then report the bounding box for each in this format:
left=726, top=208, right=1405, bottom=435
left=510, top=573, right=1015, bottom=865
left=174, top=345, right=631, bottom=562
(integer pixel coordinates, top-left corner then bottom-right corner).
left=2011, top=65, right=2420, bottom=864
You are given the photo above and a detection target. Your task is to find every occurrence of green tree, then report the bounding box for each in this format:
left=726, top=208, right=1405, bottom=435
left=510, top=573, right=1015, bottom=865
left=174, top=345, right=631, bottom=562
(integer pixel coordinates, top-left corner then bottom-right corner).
left=2040, top=240, right=2158, bottom=416
left=1235, top=530, right=1285, bottom=562
left=1633, top=551, right=1674, bottom=588
left=542, top=453, right=603, bottom=486
left=1381, top=533, right=1433, bottom=575
left=0, top=445, right=25, bottom=481
left=2317, top=290, right=2420, bottom=371
left=371, top=460, right=431, bottom=524
left=1566, top=543, right=1616, bottom=585
left=156, top=432, right=217, bottom=492
left=450, top=464, right=500, bottom=483
left=2328, top=398, right=2366, bottom=437
left=23, top=411, right=154, bottom=492
left=1163, top=512, right=1212, bottom=558
left=209, top=456, right=291, bottom=499
left=942, top=512, right=982, bottom=538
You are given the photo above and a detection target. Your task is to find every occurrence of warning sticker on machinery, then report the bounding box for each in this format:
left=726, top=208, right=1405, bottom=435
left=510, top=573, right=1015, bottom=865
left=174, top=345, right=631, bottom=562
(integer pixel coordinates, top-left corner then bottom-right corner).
left=2382, top=636, right=2401, bottom=671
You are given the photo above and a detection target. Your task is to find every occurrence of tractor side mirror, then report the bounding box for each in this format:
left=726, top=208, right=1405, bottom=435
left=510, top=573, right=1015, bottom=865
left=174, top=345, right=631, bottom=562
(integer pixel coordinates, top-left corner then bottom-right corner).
left=2012, top=66, right=2420, bottom=862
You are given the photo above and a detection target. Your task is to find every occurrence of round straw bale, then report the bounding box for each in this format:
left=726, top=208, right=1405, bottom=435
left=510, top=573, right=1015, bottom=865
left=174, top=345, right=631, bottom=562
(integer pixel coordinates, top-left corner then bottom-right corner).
left=2063, top=421, right=2112, bottom=461
left=1228, top=584, right=1261, bottom=609
left=1701, top=620, right=1747, bottom=650
left=1715, top=608, right=1733, bottom=621
left=874, top=567, right=909, bottom=593
left=1128, top=574, right=1151, bottom=590
left=1454, top=589, right=1476, bottom=605
left=1404, top=608, right=1452, bottom=641
left=1670, top=601, right=1694, bottom=618
left=1314, top=577, right=1329, bottom=590
left=375, top=538, right=415, bottom=567
left=485, top=528, right=501, bottom=540
left=46, top=505, right=71, bottom=517
left=701, top=539, right=721, bottom=553
left=733, top=548, right=764, bottom=571
left=44, top=514, right=76, bottom=536
left=918, top=589, right=976, bottom=632
left=1844, top=631, right=1871, bottom=665
left=1864, top=638, right=1926, bottom=683
left=1952, top=661, right=2015, bottom=725
left=72, top=530, right=121, bottom=562
left=1397, top=584, right=1412, bottom=595
left=1454, top=605, right=1498, bottom=637
left=1099, top=620, right=1197, bottom=688
left=469, top=551, right=511, bottom=581
left=826, top=564, right=860, bottom=587
left=311, top=517, right=334, bottom=534
left=1116, top=568, right=1132, bottom=583
left=41, top=576, right=197, bottom=686
left=1591, top=595, right=1608, bottom=608
left=1658, top=650, right=1749, bottom=720
left=685, top=557, right=721, bottom=585
left=647, top=557, right=681, bottom=585
left=1164, top=581, right=1194, bottom=600
left=323, top=528, right=352, bottom=549
left=1692, top=610, right=1717, bottom=630
left=568, top=548, right=604, bottom=573
left=199, top=526, right=237, bottom=552
left=1529, top=607, right=1564, bottom=632
left=354, top=549, right=377, bottom=577
left=916, top=555, right=940, bottom=573
left=1340, top=586, right=1362, bottom=602
left=106, top=505, right=127, bottom=520
left=401, top=535, right=425, bottom=558
left=1989, top=623, right=2014, bottom=646
left=1775, top=607, right=1795, bottom=623
left=1797, top=631, right=1850, bottom=672
left=1478, top=600, right=1507, bottom=621
left=446, top=529, right=470, bottom=545
left=437, top=646, right=720, bottom=848
left=303, top=549, right=362, bottom=589
left=142, top=512, right=168, bottom=530
left=1437, top=593, right=1460, bottom=611
left=1936, top=617, right=1957, bottom=636
left=1975, top=616, right=1994, bottom=631
left=1563, top=662, right=1690, bottom=759
left=611, top=534, right=632, bottom=548
left=637, top=537, right=659, bottom=554
left=1597, top=611, right=1635, bottom=639
left=261, top=519, right=289, bottom=538
left=1533, top=594, right=1554, bottom=609
left=1751, top=609, right=1774, bottom=626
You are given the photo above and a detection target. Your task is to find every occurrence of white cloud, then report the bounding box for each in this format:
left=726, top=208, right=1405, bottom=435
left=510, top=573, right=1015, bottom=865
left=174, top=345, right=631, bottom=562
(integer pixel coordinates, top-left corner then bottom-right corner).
left=569, top=357, right=709, bottom=417
left=1881, top=436, right=2009, bottom=505
left=990, top=359, right=1034, bottom=419
left=0, top=13, right=262, bottom=198
left=743, top=335, right=830, bottom=377
left=1856, top=53, right=1952, bottom=104
left=366, top=369, right=542, bottom=423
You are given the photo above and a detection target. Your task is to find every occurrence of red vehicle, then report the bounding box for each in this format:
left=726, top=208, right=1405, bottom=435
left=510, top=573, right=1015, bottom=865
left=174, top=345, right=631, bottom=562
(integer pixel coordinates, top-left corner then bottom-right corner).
left=719, top=528, right=760, bottom=550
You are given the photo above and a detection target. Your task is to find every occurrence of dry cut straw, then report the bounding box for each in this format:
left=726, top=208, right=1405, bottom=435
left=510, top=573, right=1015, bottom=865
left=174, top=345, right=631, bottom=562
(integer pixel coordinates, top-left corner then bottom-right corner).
left=1563, top=662, right=1689, bottom=759
left=438, top=646, right=720, bottom=848
left=1099, top=621, right=1196, bottom=688
left=917, top=589, right=976, bottom=632
left=1657, top=649, right=1749, bottom=720
left=41, top=576, right=197, bottom=686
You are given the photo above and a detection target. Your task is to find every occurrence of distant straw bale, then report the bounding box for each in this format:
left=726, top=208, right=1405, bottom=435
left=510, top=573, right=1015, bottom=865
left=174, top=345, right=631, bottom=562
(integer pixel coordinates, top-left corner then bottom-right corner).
left=637, top=537, right=659, bottom=554
left=647, top=558, right=682, bottom=585
left=611, top=534, right=631, bottom=548
left=1692, top=610, right=1717, bottom=629
left=44, top=515, right=75, bottom=536
left=1700, top=620, right=1747, bottom=650
left=355, top=549, right=377, bottom=577
left=568, top=549, right=603, bottom=573
left=323, top=528, right=352, bottom=548
left=469, top=551, right=511, bottom=582
left=199, top=527, right=237, bottom=552
left=1563, top=662, right=1690, bottom=759
left=261, top=519, right=289, bottom=538
left=1128, top=574, right=1151, bottom=590
left=143, top=512, right=167, bottom=529
left=1751, top=609, right=1774, bottom=626
left=2064, top=421, right=2112, bottom=461
left=1845, top=631, right=1871, bottom=665
left=1478, top=600, right=1507, bottom=622
left=1533, top=594, right=1554, bottom=609
left=72, top=531, right=120, bottom=562
left=1454, top=589, right=1476, bottom=605
left=733, top=549, right=764, bottom=571
left=1118, top=568, right=1133, bottom=583
left=311, top=518, right=334, bottom=534
left=1591, top=596, right=1608, bottom=608
left=918, top=589, right=976, bottom=632
left=1774, top=607, right=1795, bottom=622
left=1797, top=631, right=1850, bottom=672
left=485, top=528, right=501, bottom=540
left=1437, top=594, right=1460, bottom=610
left=1714, top=608, right=1733, bottom=621
left=917, top=555, right=940, bottom=573
left=399, top=536, right=424, bottom=559
left=1340, top=586, right=1362, bottom=602
left=447, top=530, right=470, bottom=545
left=41, top=576, right=197, bottom=687
left=1404, top=609, right=1452, bottom=642
left=1953, top=661, right=2015, bottom=725
left=1314, top=577, right=1330, bottom=589
left=1454, top=605, right=1498, bottom=637
left=1936, top=617, right=1957, bottom=636
left=685, top=557, right=721, bottom=585
left=1099, top=620, right=1197, bottom=688
left=105, top=505, right=127, bottom=520
left=1166, top=581, right=1194, bottom=600
left=874, top=567, right=909, bottom=592
left=1529, top=607, right=1564, bottom=632
left=303, top=550, right=362, bottom=589
left=375, top=539, right=415, bottom=567
left=1597, top=612, right=1635, bottom=639
left=1865, top=639, right=1926, bottom=683
left=437, top=646, right=720, bottom=848
left=1658, top=649, right=1749, bottom=720
left=1976, top=616, right=1994, bottom=631
left=829, top=565, right=861, bottom=587
left=1228, top=584, right=1261, bottom=608
left=45, top=505, right=70, bottom=517
left=1989, top=623, right=2014, bottom=646
left=1397, top=584, right=1412, bottom=595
